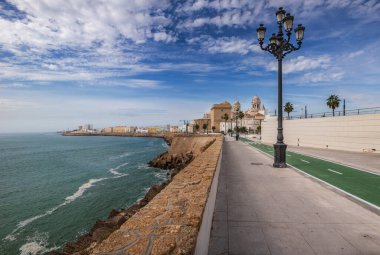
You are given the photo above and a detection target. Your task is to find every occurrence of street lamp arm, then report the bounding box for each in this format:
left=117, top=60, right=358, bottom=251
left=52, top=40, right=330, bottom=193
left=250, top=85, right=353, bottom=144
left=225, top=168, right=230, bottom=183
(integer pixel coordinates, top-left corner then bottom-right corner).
left=282, top=42, right=302, bottom=58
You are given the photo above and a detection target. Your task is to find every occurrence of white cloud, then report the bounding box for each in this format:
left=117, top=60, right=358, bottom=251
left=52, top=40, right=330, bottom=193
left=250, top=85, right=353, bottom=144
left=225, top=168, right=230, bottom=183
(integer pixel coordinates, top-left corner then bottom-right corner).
left=346, top=50, right=365, bottom=59
left=300, top=70, right=344, bottom=83
left=267, top=55, right=331, bottom=74
left=202, top=37, right=260, bottom=55
left=103, top=79, right=165, bottom=89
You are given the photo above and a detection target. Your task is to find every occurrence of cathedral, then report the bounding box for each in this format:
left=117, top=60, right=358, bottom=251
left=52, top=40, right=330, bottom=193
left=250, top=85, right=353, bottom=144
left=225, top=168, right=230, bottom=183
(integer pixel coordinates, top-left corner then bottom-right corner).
left=241, top=96, right=266, bottom=132
left=219, top=96, right=266, bottom=134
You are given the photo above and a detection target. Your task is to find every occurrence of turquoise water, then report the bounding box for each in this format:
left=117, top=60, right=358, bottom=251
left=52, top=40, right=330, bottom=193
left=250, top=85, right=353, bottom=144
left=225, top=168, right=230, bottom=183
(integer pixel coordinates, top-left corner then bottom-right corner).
left=0, top=133, right=168, bottom=255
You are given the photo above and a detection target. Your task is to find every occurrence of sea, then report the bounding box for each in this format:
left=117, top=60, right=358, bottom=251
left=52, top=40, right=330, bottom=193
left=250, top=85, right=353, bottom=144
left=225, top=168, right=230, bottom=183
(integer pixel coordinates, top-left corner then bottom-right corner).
left=0, top=133, right=169, bottom=255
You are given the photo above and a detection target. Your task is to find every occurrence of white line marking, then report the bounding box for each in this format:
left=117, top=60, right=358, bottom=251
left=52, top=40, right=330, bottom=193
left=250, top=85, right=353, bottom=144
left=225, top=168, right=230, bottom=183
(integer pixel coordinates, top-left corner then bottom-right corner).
left=287, top=154, right=292, bottom=157
left=328, top=169, right=343, bottom=175
left=301, top=159, right=310, bottom=164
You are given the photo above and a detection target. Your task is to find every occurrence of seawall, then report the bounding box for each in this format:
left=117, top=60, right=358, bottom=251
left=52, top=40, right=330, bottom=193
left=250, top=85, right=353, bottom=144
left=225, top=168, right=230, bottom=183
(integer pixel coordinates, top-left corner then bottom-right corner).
left=54, top=134, right=223, bottom=255
left=84, top=135, right=223, bottom=254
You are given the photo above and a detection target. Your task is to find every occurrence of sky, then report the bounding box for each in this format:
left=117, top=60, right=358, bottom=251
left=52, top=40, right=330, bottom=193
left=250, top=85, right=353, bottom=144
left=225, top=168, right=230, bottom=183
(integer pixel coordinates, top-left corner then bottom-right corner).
left=0, top=0, right=379, bottom=132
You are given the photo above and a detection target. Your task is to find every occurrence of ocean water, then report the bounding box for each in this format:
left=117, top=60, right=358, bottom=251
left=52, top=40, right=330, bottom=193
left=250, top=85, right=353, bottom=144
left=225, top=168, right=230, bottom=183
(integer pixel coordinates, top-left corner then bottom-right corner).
left=0, top=133, right=168, bottom=255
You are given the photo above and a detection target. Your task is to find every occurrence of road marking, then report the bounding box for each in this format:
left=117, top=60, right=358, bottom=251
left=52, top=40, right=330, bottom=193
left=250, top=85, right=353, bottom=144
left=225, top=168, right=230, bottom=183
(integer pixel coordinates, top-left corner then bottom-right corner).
left=301, top=159, right=310, bottom=164
left=287, top=154, right=292, bottom=157
left=328, top=169, right=343, bottom=175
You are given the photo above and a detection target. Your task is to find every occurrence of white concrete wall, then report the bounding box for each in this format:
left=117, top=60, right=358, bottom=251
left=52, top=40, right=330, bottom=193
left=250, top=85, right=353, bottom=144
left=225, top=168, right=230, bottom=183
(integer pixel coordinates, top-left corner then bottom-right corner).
left=261, top=113, right=380, bottom=153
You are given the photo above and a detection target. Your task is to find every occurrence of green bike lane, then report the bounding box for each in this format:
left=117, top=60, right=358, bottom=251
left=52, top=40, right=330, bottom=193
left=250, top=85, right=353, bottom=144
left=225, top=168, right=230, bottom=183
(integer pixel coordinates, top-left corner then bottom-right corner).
left=240, top=137, right=380, bottom=208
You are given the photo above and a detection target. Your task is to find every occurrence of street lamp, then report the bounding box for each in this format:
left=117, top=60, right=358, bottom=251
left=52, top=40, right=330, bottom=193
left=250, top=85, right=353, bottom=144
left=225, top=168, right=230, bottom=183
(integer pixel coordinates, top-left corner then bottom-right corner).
left=256, top=7, right=305, bottom=168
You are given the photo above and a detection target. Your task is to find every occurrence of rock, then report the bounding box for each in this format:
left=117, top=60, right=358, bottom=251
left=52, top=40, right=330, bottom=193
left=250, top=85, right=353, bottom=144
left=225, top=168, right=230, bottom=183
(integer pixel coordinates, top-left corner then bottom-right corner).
left=92, top=227, right=115, bottom=242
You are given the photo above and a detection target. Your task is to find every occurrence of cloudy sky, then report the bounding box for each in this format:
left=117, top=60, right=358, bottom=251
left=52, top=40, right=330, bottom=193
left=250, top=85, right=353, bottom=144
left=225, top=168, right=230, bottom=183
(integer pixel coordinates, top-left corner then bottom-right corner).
left=0, top=0, right=379, bottom=132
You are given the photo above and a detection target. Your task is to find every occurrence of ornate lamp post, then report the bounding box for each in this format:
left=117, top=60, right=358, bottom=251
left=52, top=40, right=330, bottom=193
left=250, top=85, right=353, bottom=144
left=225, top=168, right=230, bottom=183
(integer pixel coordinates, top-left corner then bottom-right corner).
left=257, top=7, right=305, bottom=168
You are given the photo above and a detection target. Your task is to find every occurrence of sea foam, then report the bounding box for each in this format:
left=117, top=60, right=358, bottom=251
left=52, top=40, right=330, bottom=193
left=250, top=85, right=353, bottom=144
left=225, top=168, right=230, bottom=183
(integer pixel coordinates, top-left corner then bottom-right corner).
left=19, top=232, right=58, bottom=255
left=109, top=162, right=129, bottom=176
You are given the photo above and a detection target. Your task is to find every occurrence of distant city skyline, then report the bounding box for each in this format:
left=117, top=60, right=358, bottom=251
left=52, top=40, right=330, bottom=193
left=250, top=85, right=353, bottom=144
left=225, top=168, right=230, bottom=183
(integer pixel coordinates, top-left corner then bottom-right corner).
left=0, top=0, right=379, bottom=132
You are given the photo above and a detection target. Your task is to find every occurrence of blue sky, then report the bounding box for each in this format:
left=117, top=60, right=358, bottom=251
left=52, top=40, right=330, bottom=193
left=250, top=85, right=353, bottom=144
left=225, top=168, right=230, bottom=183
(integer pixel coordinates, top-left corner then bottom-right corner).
left=0, top=0, right=379, bottom=132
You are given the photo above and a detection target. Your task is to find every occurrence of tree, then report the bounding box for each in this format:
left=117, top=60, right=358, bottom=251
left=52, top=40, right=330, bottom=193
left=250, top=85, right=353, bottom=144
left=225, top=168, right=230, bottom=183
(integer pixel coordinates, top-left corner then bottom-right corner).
left=222, top=113, right=229, bottom=134
left=284, top=102, right=294, bottom=119
left=212, top=126, right=216, bottom=133
left=257, top=125, right=261, bottom=134
left=240, top=126, right=247, bottom=133
left=194, top=124, right=199, bottom=133
left=238, top=111, right=245, bottom=127
left=202, top=123, right=208, bottom=133
left=326, top=94, right=340, bottom=116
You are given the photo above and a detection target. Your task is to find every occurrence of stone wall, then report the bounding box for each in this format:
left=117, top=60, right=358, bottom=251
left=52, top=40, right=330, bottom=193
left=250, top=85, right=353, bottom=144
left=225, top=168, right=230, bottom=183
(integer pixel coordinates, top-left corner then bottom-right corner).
left=86, top=135, right=223, bottom=254
left=261, top=113, right=380, bottom=152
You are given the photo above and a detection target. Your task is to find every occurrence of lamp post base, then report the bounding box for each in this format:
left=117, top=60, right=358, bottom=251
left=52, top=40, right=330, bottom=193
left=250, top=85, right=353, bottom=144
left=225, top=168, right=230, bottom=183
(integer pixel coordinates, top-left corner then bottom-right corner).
left=273, top=143, right=287, bottom=168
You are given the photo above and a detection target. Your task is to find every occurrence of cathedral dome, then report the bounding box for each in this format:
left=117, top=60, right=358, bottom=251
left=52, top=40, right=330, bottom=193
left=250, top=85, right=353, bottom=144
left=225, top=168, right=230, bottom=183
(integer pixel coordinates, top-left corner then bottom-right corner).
left=252, top=96, right=261, bottom=105
left=233, top=101, right=241, bottom=111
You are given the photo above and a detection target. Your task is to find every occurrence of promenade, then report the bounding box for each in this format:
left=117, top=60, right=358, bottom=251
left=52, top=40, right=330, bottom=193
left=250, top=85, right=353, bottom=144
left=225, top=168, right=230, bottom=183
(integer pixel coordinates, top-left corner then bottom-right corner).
left=208, top=136, right=380, bottom=255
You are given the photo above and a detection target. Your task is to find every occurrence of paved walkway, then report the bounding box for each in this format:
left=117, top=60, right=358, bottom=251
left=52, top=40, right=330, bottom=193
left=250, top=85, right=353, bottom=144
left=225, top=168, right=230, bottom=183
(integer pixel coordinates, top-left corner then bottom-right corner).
left=208, top=136, right=380, bottom=255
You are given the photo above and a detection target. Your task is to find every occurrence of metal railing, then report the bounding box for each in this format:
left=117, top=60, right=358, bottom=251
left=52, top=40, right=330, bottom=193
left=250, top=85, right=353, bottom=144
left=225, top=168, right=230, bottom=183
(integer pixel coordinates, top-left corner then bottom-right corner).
left=270, top=107, right=380, bottom=120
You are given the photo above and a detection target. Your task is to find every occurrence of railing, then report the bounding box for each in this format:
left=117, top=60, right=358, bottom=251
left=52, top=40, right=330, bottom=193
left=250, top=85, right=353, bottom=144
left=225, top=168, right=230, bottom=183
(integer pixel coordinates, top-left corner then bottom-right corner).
left=270, top=107, right=380, bottom=120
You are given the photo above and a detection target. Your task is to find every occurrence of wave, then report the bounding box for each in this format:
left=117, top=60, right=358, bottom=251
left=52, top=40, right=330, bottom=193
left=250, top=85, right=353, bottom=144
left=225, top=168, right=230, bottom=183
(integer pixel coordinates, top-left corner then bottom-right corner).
left=137, top=164, right=151, bottom=170
left=109, top=162, right=129, bottom=176
left=4, top=163, right=130, bottom=242
left=19, top=232, right=58, bottom=255
left=162, top=142, right=169, bottom=148
left=154, top=172, right=168, bottom=180
left=65, top=178, right=107, bottom=203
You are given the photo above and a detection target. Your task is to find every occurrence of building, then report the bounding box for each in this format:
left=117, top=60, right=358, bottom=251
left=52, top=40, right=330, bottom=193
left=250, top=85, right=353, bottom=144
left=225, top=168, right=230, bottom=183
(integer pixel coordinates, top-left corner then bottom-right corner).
left=219, top=96, right=266, bottom=133
left=111, top=126, right=129, bottom=133
left=136, top=127, right=149, bottom=133
left=170, top=126, right=179, bottom=133
left=192, top=113, right=211, bottom=133
left=193, top=96, right=266, bottom=134
left=210, top=101, right=232, bottom=132
left=242, top=96, right=266, bottom=133
left=82, top=124, right=93, bottom=131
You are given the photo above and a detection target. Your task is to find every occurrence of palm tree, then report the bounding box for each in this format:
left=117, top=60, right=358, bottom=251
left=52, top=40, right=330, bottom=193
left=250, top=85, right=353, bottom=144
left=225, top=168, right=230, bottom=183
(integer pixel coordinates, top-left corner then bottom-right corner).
left=326, top=94, right=340, bottom=116
left=222, top=113, right=229, bottom=134
left=257, top=125, right=261, bottom=134
left=194, top=124, right=199, bottom=133
left=202, top=123, right=208, bottom=133
left=212, top=126, right=216, bottom=133
left=238, top=111, right=244, bottom=127
left=284, top=102, right=294, bottom=119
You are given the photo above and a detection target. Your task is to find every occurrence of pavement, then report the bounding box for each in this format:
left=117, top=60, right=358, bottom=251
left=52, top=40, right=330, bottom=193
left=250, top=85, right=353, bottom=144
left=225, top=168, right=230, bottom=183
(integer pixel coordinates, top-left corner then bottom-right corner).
left=208, top=136, right=380, bottom=255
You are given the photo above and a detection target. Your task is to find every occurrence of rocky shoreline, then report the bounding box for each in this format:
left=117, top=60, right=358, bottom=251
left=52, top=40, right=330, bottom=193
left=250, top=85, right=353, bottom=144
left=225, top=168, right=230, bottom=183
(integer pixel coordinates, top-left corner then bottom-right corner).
left=51, top=134, right=214, bottom=255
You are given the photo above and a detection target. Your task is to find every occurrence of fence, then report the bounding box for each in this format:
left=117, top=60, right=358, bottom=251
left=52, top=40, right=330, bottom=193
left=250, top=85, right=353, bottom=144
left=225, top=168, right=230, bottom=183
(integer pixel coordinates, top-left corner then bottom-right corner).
left=270, top=107, right=380, bottom=120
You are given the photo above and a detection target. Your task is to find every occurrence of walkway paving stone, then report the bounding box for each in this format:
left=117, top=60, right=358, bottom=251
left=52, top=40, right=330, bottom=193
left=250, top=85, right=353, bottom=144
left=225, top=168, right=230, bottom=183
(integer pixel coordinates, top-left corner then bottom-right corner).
left=208, top=136, right=380, bottom=255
